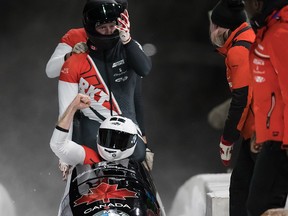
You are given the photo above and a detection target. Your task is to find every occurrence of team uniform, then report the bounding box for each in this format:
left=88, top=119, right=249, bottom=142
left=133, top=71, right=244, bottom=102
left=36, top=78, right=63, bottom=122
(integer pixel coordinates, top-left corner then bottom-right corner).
left=247, top=6, right=288, bottom=215
left=46, top=28, right=87, bottom=78
left=46, top=28, right=147, bottom=137
left=50, top=126, right=102, bottom=166
left=217, top=22, right=256, bottom=216
left=59, top=39, right=151, bottom=161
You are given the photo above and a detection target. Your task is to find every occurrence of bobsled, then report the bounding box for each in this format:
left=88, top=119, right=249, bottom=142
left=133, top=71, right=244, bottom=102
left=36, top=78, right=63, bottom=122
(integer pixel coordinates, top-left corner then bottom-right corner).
left=59, top=159, right=164, bottom=216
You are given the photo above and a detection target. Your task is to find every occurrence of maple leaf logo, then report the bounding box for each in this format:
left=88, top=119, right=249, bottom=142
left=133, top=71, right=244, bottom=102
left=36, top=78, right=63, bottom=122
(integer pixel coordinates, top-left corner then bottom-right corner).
left=74, top=182, right=138, bottom=206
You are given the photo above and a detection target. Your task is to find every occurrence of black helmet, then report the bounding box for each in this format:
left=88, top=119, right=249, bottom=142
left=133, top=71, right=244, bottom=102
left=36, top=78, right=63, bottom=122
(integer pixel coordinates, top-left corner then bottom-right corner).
left=83, top=0, right=124, bottom=51
left=250, top=0, right=288, bottom=28
left=116, top=0, right=128, bottom=9
left=86, top=0, right=128, bottom=10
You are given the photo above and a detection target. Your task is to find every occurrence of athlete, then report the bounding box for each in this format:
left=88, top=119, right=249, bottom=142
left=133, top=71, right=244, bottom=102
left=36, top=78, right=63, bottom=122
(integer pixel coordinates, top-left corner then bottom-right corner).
left=50, top=93, right=141, bottom=166
left=58, top=0, right=151, bottom=166
left=46, top=0, right=152, bottom=178
left=210, top=0, right=255, bottom=215
left=50, top=94, right=149, bottom=216
left=46, top=0, right=147, bottom=141
left=45, top=0, right=128, bottom=79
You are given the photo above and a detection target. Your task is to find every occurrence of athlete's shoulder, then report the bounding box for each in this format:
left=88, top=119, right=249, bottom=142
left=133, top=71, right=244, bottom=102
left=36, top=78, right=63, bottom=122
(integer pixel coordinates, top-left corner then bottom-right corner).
left=60, top=53, right=90, bottom=82
left=60, top=28, right=87, bottom=46
left=66, top=28, right=86, bottom=38
left=64, top=53, right=89, bottom=68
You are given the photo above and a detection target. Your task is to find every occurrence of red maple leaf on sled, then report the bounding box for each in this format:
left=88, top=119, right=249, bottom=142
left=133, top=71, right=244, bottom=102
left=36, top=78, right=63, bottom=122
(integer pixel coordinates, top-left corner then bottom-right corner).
left=74, top=182, right=138, bottom=205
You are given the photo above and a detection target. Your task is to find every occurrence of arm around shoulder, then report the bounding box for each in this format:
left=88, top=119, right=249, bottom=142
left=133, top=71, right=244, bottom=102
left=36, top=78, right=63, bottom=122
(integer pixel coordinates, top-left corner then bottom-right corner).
left=46, top=43, right=73, bottom=78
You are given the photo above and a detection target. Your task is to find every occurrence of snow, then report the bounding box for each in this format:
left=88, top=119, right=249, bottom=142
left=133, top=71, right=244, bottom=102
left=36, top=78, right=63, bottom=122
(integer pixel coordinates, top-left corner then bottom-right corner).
left=169, top=173, right=288, bottom=216
left=168, top=173, right=230, bottom=216
left=0, top=183, right=17, bottom=216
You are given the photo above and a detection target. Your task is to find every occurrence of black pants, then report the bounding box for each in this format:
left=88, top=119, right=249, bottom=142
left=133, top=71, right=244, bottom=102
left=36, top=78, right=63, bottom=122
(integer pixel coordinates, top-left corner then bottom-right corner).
left=230, top=138, right=257, bottom=216
left=246, top=141, right=288, bottom=216
left=73, top=113, right=146, bottom=162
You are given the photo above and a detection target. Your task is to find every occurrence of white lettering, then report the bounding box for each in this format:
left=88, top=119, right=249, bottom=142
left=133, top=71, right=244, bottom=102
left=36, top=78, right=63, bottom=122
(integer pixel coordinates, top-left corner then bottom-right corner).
left=79, top=77, right=109, bottom=104
left=258, top=44, right=264, bottom=50
left=115, top=76, right=128, bottom=83
left=253, top=58, right=265, bottom=66
left=254, top=76, right=265, bottom=83
left=114, top=71, right=127, bottom=77
left=86, top=85, right=101, bottom=98
left=84, top=205, right=99, bottom=214
left=61, top=68, right=69, bottom=74
left=97, top=90, right=110, bottom=104
left=79, top=78, right=89, bottom=93
left=123, top=204, right=131, bottom=209
left=253, top=69, right=265, bottom=74
left=112, top=59, right=125, bottom=68
left=84, top=203, right=131, bottom=214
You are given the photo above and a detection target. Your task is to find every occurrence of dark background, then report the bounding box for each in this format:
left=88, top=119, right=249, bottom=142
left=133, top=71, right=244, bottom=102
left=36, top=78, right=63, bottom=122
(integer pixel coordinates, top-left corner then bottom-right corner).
left=0, top=0, right=235, bottom=215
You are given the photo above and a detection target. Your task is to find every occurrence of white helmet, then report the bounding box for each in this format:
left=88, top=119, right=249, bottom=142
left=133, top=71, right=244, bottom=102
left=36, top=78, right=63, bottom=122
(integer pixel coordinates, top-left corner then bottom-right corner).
left=97, top=116, right=138, bottom=161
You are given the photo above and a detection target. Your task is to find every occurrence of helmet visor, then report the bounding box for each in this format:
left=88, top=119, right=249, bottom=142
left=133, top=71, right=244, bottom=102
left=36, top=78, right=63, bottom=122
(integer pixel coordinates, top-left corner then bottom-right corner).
left=98, top=129, right=137, bottom=151
left=85, top=3, right=123, bottom=27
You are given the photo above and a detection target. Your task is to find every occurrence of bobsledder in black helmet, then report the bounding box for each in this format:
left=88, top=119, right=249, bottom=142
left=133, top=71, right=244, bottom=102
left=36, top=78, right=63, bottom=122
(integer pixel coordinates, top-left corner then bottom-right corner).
left=116, top=0, right=128, bottom=9
left=82, top=0, right=124, bottom=50
left=86, top=0, right=128, bottom=9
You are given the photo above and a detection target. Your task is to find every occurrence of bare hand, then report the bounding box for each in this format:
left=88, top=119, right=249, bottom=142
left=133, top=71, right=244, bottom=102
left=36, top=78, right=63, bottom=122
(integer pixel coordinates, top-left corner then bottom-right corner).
left=65, top=42, right=88, bottom=61
left=71, top=93, right=91, bottom=110
left=142, top=135, right=147, bottom=144
left=261, top=208, right=288, bottom=216
left=58, top=160, right=71, bottom=181
left=250, top=132, right=262, bottom=153
left=143, top=148, right=154, bottom=171
left=72, top=42, right=88, bottom=54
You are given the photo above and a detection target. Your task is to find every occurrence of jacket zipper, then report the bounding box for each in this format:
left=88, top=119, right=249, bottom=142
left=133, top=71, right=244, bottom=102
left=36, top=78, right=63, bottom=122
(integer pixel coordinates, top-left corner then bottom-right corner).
left=266, top=92, right=276, bottom=129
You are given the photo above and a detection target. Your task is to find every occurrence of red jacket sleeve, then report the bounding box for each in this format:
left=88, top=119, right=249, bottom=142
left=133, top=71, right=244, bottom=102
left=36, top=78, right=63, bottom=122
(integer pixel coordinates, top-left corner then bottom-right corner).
left=82, top=145, right=102, bottom=165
